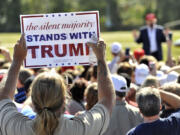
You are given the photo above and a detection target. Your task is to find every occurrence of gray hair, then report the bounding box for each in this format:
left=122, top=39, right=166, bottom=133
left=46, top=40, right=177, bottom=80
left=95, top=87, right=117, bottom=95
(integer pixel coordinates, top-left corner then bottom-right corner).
left=136, top=87, right=161, bottom=117
left=141, top=75, right=159, bottom=88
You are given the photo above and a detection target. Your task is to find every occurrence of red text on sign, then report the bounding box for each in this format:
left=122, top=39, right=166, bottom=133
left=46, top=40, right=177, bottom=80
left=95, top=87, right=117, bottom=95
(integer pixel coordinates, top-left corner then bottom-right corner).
left=27, top=43, right=89, bottom=58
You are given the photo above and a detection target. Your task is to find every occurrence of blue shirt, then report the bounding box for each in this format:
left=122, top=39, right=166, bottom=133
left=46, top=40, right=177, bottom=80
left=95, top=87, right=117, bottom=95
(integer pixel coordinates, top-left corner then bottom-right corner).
left=21, top=105, right=74, bottom=119
left=127, top=110, right=180, bottom=135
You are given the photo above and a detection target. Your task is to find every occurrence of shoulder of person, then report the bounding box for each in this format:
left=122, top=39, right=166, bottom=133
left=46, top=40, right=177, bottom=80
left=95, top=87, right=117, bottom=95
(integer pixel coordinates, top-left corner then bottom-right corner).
left=127, top=123, right=146, bottom=135
left=156, top=25, right=164, bottom=30
left=126, top=103, right=142, bottom=117
left=126, top=102, right=139, bottom=111
left=139, top=26, right=147, bottom=31
left=126, top=127, right=136, bottom=135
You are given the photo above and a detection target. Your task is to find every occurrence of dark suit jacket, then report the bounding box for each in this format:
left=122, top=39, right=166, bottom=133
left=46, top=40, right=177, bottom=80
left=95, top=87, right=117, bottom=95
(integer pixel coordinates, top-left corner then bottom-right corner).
left=136, top=25, right=166, bottom=61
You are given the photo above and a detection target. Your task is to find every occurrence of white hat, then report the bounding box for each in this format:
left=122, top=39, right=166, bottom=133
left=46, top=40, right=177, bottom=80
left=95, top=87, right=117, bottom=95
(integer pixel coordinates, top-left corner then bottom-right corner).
left=158, top=75, right=167, bottom=86
left=160, top=65, right=170, bottom=73
left=167, top=71, right=179, bottom=82
left=135, top=64, right=149, bottom=85
left=158, top=71, right=179, bottom=86
left=156, top=70, right=165, bottom=78
left=111, top=74, right=128, bottom=92
left=111, top=42, right=122, bottom=54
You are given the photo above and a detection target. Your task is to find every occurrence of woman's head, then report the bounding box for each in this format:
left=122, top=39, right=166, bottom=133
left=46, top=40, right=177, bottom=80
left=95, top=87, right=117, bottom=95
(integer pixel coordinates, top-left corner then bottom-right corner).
left=31, top=72, right=66, bottom=135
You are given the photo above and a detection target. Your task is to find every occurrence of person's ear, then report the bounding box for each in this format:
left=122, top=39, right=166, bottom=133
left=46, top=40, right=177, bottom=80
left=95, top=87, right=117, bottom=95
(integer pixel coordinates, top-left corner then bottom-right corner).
left=154, top=19, right=157, bottom=24
left=160, top=104, right=162, bottom=110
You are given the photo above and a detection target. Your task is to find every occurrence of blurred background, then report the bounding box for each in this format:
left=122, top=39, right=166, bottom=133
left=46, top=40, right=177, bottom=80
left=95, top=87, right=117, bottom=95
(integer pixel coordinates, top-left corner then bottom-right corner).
left=1, top=0, right=180, bottom=32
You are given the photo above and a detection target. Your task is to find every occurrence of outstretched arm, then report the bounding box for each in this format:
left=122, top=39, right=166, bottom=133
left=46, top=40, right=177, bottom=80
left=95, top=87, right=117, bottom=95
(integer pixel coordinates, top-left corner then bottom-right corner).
left=160, top=90, right=180, bottom=109
left=0, top=35, right=27, bottom=100
left=167, top=65, right=180, bottom=73
left=166, top=39, right=173, bottom=67
left=87, top=39, right=116, bottom=114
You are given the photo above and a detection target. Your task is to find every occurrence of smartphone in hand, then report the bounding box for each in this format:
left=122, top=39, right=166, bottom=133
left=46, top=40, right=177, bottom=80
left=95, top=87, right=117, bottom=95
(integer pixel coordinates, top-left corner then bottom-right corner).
left=149, top=61, right=156, bottom=75
left=125, top=48, right=130, bottom=56
left=168, top=33, right=173, bottom=40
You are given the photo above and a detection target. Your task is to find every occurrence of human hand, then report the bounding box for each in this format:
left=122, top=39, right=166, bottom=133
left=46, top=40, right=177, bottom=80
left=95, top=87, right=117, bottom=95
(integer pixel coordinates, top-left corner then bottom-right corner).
left=13, top=34, right=27, bottom=62
left=164, top=28, right=170, bottom=37
left=87, top=39, right=106, bottom=61
left=149, top=61, right=156, bottom=76
left=132, top=30, right=137, bottom=39
left=0, top=47, right=12, bottom=62
left=164, top=28, right=173, bottom=41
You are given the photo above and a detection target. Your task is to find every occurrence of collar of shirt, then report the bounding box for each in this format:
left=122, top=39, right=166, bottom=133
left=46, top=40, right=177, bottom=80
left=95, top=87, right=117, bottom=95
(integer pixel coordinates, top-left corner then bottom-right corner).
left=116, top=99, right=127, bottom=105
left=147, top=24, right=157, bottom=30
left=147, top=25, right=158, bottom=53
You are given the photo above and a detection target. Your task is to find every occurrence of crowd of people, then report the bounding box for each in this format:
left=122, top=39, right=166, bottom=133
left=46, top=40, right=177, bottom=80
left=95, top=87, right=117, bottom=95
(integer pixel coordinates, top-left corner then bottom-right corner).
left=0, top=13, right=180, bottom=135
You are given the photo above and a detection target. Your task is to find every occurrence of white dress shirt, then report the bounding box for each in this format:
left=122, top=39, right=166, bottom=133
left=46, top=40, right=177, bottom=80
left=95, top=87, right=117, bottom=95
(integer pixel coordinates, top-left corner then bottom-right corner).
left=147, top=26, right=157, bottom=53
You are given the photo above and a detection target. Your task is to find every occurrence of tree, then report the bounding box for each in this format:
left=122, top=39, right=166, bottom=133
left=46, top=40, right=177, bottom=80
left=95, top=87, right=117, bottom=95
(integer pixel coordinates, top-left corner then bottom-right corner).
left=157, top=0, right=180, bottom=28
left=107, top=0, right=122, bottom=30
left=0, top=0, right=21, bottom=32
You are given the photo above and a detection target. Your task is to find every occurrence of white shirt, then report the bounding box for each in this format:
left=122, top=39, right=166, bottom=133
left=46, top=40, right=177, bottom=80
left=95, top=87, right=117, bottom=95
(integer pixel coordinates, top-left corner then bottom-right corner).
left=108, top=56, right=120, bottom=74
left=147, top=26, right=157, bottom=53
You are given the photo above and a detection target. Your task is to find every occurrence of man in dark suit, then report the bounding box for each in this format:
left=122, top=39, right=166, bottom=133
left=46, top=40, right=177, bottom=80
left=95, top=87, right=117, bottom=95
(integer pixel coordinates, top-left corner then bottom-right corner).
left=133, top=13, right=168, bottom=61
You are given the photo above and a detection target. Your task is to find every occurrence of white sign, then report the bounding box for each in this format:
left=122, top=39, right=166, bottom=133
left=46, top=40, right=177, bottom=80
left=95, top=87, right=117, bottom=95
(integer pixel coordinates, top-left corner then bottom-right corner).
left=20, top=11, right=99, bottom=68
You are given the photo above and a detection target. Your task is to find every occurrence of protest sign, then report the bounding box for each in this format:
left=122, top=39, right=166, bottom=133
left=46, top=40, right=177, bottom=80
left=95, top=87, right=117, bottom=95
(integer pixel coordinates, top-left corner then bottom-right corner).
left=20, top=11, right=99, bottom=68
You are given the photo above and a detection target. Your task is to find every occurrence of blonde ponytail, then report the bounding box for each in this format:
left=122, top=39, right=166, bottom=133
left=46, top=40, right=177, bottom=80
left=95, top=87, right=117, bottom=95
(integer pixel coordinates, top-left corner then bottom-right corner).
left=31, top=72, right=66, bottom=135
left=36, top=109, right=59, bottom=135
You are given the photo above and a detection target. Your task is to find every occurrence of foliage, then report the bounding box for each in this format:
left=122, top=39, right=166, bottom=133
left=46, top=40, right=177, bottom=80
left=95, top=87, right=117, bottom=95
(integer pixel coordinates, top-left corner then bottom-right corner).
left=157, top=0, right=180, bottom=28
left=0, top=0, right=21, bottom=32
left=0, top=0, right=180, bottom=32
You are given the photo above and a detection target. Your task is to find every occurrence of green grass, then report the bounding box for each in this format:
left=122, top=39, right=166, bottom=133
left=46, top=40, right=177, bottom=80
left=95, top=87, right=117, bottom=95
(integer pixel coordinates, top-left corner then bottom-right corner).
left=0, top=33, right=20, bottom=55
left=0, top=31, right=180, bottom=61
left=101, top=31, right=180, bottom=61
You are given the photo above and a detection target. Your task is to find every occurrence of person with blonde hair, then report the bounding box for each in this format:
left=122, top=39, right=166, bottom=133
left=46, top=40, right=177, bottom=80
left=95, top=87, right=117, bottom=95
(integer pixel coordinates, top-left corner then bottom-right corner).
left=141, top=75, right=160, bottom=88
left=0, top=36, right=115, bottom=135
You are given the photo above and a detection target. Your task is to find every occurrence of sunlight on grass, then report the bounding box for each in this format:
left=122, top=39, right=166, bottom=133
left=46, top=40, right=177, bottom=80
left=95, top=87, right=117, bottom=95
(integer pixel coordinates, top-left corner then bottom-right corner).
left=0, top=31, right=180, bottom=61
